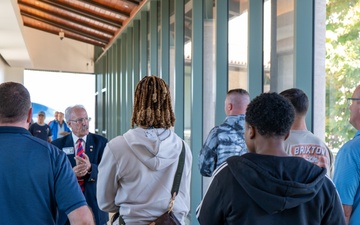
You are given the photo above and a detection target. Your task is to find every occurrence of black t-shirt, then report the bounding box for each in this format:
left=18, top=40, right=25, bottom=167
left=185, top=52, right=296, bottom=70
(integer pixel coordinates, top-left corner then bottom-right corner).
left=29, top=123, right=52, bottom=141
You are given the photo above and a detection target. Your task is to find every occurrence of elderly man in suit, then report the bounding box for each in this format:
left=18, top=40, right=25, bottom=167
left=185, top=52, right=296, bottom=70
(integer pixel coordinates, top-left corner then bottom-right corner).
left=52, top=105, right=108, bottom=225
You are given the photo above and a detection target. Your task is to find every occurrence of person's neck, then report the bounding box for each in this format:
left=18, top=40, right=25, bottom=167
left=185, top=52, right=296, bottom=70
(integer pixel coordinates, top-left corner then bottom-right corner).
left=227, top=111, right=245, bottom=116
left=73, top=133, right=88, bottom=139
left=290, top=116, right=307, bottom=130
left=254, top=136, right=288, bottom=156
left=0, top=121, right=29, bottom=129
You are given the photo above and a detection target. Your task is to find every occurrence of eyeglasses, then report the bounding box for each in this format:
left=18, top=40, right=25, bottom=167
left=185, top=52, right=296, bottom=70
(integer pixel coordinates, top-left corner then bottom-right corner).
left=69, top=117, right=91, bottom=124
left=347, top=98, right=360, bottom=105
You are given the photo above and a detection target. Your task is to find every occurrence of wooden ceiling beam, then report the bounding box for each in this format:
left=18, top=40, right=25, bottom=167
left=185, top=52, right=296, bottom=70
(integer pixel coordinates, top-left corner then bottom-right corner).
left=24, top=22, right=106, bottom=47
left=121, top=0, right=141, bottom=5
left=21, top=12, right=110, bottom=44
left=38, top=0, right=122, bottom=28
left=18, top=1, right=115, bottom=36
left=78, top=0, right=130, bottom=18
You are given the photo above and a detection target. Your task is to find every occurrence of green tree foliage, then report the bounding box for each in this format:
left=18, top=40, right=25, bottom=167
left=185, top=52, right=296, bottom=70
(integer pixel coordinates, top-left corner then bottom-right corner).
left=326, top=0, right=360, bottom=151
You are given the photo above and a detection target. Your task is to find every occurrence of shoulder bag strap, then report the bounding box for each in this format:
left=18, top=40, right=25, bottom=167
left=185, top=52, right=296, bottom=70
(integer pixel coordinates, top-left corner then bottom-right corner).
left=171, top=141, right=185, bottom=196
left=167, top=142, right=185, bottom=212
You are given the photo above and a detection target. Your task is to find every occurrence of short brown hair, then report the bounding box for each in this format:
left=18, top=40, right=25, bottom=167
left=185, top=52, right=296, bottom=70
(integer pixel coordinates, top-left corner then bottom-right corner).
left=131, top=75, right=175, bottom=129
left=0, top=82, right=31, bottom=123
left=279, top=88, right=308, bottom=116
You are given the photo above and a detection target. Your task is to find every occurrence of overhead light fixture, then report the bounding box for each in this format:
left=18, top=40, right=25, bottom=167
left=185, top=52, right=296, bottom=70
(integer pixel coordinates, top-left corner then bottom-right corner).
left=59, top=29, right=65, bottom=40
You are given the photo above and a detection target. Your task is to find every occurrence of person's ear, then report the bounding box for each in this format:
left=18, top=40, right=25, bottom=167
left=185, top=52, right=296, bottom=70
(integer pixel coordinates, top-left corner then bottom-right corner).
left=227, top=103, right=233, bottom=111
left=248, top=124, right=255, bottom=139
left=284, top=131, right=290, bottom=141
left=26, top=108, right=33, bottom=123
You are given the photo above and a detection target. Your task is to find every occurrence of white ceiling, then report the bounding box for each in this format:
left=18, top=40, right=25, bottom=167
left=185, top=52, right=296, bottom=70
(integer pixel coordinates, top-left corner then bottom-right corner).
left=0, top=0, right=32, bottom=68
left=0, top=0, right=95, bottom=74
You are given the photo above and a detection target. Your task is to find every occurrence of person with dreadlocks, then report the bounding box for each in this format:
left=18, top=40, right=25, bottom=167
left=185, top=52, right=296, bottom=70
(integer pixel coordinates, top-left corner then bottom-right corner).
left=97, top=75, right=192, bottom=225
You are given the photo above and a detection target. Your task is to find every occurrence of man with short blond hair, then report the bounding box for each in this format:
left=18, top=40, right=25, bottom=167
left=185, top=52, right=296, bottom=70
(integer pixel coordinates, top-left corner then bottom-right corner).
left=198, top=88, right=250, bottom=177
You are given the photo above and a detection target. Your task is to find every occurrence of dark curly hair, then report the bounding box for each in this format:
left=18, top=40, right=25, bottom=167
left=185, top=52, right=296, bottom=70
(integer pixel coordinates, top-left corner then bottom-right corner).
left=279, top=88, right=308, bottom=116
left=131, top=75, right=175, bottom=129
left=245, top=92, right=295, bottom=137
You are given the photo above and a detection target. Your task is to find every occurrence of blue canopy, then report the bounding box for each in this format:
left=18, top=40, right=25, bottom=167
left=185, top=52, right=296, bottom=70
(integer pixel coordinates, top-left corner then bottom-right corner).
left=31, top=102, right=56, bottom=123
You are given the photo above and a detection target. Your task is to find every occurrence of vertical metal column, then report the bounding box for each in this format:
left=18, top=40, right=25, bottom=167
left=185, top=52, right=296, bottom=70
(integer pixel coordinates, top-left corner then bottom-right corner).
left=270, top=0, right=278, bottom=92
left=127, top=28, right=134, bottom=131
left=140, top=11, right=148, bottom=78
left=215, top=0, right=228, bottom=126
left=133, top=20, right=141, bottom=86
left=191, top=1, right=203, bottom=224
left=116, top=39, right=122, bottom=135
left=248, top=0, right=264, bottom=99
left=121, top=35, right=127, bottom=134
left=174, top=0, right=185, bottom=138
left=95, top=59, right=103, bottom=135
left=150, top=0, right=158, bottom=75
left=111, top=46, right=116, bottom=139
left=106, top=50, right=111, bottom=138
left=101, top=55, right=107, bottom=137
left=294, top=0, right=314, bottom=131
left=161, top=0, right=170, bottom=84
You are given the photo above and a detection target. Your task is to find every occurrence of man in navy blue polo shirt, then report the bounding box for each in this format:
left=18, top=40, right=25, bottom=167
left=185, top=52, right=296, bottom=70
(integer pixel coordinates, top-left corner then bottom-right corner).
left=0, top=82, right=94, bottom=225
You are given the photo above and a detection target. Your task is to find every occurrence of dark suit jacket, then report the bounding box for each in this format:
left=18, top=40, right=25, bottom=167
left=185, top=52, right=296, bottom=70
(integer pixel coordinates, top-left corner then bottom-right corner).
left=52, top=132, right=109, bottom=225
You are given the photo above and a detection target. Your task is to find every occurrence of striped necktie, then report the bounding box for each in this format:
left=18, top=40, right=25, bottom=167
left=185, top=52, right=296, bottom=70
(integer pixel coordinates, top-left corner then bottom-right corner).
left=76, top=138, right=85, bottom=158
left=76, top=138, right=85, bottom=192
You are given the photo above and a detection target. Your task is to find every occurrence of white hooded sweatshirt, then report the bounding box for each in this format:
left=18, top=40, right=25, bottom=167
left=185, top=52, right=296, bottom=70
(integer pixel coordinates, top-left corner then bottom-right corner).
left=97, top=127, right=192, bottom=225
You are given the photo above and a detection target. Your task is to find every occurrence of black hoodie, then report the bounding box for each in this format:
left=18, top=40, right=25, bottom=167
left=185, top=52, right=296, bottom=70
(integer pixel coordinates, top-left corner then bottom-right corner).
left=197, top=153, right=345, bottom=225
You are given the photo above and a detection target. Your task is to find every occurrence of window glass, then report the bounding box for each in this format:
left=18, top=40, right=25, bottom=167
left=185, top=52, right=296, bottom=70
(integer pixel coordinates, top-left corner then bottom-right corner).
left=229, top=0, right=249, bottom=91
left=325, top=0, right=359, bottom=154
left=265, top=0, right=294, bottom=93
left=184, top=0, right=192, bottom=145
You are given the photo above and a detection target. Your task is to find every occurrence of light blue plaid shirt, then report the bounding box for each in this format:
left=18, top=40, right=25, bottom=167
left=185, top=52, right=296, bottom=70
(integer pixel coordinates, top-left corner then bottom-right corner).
left=198, top=114, right=248, bottom=177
